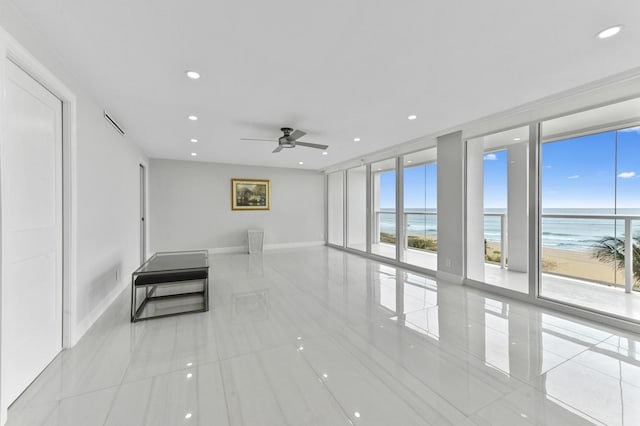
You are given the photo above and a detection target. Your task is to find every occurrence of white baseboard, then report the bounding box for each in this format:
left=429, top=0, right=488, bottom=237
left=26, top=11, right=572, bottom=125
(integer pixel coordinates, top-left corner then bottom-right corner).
left=208, top=246, right=246, bottom=254
left=436, top=270, right=464, bottom=285
left=71, top=279, right=129, bottom=347
left=264, top=240, right=325, bottom=250
left=208, top=240, right=324, bottom=255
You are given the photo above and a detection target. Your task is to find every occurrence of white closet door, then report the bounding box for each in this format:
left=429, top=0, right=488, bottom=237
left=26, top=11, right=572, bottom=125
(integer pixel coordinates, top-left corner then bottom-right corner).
left=2, top=60, right=63, bottom=406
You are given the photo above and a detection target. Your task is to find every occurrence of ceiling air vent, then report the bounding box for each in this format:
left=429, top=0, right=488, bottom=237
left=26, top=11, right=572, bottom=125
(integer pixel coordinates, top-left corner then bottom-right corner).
left=104, top=111, right=125, bottom=136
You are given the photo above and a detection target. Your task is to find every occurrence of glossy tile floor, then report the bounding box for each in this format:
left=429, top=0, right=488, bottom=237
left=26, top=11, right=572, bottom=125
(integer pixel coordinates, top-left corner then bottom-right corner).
left=8, top=247, right=640, bottom=425
left=372, top=242, right=640, bottom=321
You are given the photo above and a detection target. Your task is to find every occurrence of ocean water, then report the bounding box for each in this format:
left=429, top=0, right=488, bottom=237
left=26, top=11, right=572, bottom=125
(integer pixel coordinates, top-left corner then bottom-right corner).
left=378, top=208, right=640, bottom=252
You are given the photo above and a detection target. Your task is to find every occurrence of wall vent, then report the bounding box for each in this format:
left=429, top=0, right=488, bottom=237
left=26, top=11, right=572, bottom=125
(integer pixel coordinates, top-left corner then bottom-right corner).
left=104, top=111, right=125, bottom=136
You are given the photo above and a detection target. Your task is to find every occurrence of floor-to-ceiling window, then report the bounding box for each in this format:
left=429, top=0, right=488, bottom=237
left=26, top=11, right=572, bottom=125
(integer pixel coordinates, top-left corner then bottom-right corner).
left=467, top=126, right=530, bottom=293
left=403, top=148, right=437, bottom=270
left=539, top=98, right=640, bottom=321
left=371, top=158, right=397, bottom=259
left=347, top=165, right=367, bottom=251
left=327, top=171, right=344, bottom=246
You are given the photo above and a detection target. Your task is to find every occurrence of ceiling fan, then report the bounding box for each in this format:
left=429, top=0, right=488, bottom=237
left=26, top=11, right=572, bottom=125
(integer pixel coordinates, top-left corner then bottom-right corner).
left=241, top=128, right=328, bottom=153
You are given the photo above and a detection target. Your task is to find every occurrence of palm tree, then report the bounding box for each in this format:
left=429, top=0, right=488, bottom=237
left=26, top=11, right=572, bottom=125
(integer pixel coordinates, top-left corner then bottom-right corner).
left=591, top=234, right=640, bottom=286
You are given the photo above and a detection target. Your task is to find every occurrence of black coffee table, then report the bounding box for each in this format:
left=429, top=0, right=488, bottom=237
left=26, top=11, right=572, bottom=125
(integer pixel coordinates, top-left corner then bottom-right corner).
left=131, top=250, right=209, bottom=322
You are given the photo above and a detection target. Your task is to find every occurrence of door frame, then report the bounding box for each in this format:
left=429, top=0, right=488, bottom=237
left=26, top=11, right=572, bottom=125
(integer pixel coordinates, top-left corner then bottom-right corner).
left=0, top=27, right=78, bottom=423
left=139, top=164, right=147, bottom=264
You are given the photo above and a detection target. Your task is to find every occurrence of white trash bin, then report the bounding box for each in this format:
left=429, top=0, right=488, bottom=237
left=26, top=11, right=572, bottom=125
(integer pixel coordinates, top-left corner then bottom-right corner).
left=248, top=229, right=264, bottom=254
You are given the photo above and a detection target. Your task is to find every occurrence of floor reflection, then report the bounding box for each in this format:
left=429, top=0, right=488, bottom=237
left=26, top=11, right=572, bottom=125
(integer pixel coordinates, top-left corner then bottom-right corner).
left=8, top=246, right=640, bottom=426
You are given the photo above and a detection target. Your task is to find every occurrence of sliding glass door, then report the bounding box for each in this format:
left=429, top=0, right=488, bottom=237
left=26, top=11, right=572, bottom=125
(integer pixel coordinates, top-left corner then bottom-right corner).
left=539, top=98, right=640, bottom=321
left=403, top=148, right=437, bottom=270
left=371, top=158, right=397, bottom=260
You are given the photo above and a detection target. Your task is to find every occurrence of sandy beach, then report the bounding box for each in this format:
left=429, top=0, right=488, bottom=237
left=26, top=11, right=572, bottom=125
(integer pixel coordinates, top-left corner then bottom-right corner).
left=485, top=241, right=625, bottom=286
left=398, top=233, right=628, bottom=288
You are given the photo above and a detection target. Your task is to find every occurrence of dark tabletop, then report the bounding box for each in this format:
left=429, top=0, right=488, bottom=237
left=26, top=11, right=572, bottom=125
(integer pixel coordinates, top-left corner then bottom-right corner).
left=136, top=251, right=208, bottom=274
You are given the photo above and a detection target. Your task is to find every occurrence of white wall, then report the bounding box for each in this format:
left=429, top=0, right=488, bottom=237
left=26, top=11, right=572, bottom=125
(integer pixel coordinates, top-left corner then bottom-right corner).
left=436, top=131, right=465, bottom=283
left=0, top=4, right=146, bottom=421
left=327, top=171, right=344, bottom=246
left=466, top=137, right=485, bottom=281
left=149, top=159, right=325, bottom=252
left=507, top=143, right=529, bottom=272
left=346, top=166, right=367, bottom=247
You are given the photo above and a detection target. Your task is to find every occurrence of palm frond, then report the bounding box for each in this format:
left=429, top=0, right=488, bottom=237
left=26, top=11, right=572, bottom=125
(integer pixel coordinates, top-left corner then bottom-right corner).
left=591, top=233, right=640, bottom=283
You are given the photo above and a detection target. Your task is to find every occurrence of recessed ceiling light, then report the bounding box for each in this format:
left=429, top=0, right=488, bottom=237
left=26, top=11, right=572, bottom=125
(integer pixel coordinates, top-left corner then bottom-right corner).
left=322, top=151, right=328, bottom=155
left=513, top=137, right=521, bottom=141
left=185, top=413, right=192, bottom=419
left=408, top=115, right=417, bottom=120
left=186, top=373, right=193, bottom=379
left=298, top=161, right=304, bottom=165
left=597, top=25, right=622, bottom=39
left=322, top=373, right=328, bottom=378
left=190, top=138, right=198, bottom=143
left=185, top=70, right=200, bottom=79
left=188, top=115, right=198, bottom=121
left=377, top=168, right=382, bottom=171
left=354, top=137, right=361, bottom=142
left=191, top=152, right=197, bottom=157
left=407, top=160, right=412, bottom=163
left=354, top=412, right=361, bottom=418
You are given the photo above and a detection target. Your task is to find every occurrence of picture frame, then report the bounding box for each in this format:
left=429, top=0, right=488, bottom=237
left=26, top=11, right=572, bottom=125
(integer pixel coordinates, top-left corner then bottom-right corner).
left=231, top=178, right=271, bottom=210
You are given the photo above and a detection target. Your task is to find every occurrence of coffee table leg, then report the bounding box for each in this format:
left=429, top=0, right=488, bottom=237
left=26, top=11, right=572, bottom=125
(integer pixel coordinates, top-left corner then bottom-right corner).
left=131, top=280, right=136, bottom=322
left=204, top=276, right=209, bottom=311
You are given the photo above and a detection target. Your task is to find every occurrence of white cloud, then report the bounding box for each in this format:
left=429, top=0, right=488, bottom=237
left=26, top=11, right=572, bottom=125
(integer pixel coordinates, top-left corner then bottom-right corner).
left=544, top=165, right=552, bottom=169
left=567, top=175, right=580, bottom=179
left=484, top=153, right=497, bottom=161
left=619, top=126, right=640, bottom=134
left=618, top=171, right=636, bottom=179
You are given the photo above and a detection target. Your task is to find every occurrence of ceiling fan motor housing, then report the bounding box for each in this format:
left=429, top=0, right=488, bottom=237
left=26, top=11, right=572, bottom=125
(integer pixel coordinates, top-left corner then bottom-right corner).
left=279, top=127, right=295, bottom=147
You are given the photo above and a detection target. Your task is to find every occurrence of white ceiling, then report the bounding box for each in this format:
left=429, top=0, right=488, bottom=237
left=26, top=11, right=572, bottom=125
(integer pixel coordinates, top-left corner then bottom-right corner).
left=10, top=0, right=640, bottom=170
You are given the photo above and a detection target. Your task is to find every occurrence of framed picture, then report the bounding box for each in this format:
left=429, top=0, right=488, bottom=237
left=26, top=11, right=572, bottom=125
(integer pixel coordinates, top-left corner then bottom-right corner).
left=231, top=179, right=271, bottom=210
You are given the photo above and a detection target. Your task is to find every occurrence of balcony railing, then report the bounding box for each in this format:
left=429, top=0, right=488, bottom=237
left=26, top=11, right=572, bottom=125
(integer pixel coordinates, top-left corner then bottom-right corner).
left=374, top=211, right=639, bottom=293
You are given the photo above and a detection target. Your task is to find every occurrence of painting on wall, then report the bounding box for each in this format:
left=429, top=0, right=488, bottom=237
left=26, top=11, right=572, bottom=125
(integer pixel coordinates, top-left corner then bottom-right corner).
left=231, top=179, right=270, bottom=210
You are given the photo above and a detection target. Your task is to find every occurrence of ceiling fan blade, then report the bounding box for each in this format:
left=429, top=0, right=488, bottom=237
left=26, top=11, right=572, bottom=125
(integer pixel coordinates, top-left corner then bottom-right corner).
left=240, top=138, right=277, bottom=142
left=287, top=129, right=306, bottom=141
left=296, top=141, right=328, bottom=150
left=272, top=146, right=283, bottom=153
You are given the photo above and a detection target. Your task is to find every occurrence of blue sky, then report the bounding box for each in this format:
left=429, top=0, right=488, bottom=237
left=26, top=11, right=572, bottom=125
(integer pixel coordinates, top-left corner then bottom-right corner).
left=379, top=171, right=396, bottom=208
left=379, top=163, right=438, bottom=209
left=377, top=127, right=640, bottom=210
left=542, top=128, right=640, bottom=208
left=404, top=164, right=437, bottom=209
left=484, top=150, right=508, bottom=208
